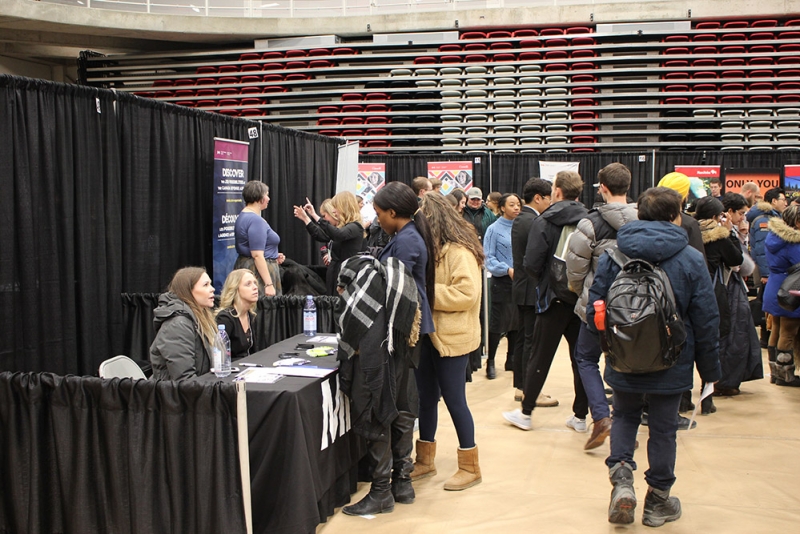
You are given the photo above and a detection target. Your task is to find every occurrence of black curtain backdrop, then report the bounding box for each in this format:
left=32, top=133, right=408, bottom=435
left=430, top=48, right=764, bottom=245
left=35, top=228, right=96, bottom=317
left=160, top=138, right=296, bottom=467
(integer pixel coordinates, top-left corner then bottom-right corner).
left=0, top=77, right=122, bottom=376
left=360, top=152, right=653, bottom=206
left=0, top=372, right=246, bottom=534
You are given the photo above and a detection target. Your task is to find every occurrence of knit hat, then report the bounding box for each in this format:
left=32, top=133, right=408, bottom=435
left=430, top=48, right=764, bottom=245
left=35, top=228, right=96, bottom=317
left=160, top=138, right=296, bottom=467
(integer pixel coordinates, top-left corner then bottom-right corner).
left=658, top=172, right=691, bottom=200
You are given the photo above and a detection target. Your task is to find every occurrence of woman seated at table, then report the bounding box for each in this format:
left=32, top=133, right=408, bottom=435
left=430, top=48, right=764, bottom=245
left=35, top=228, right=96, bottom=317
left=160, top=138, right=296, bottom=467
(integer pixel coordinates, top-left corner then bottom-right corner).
left=150, top=267, right=217, bottom=381
left=294, top=191, right=365, bottom=295
left=216, top=269, right=259, bottom=361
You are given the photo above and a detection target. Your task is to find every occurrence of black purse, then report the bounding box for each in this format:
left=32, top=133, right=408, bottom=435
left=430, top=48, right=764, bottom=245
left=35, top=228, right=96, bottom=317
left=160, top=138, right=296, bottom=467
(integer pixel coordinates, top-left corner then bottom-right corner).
left=777, top=262, right=800, bottom=311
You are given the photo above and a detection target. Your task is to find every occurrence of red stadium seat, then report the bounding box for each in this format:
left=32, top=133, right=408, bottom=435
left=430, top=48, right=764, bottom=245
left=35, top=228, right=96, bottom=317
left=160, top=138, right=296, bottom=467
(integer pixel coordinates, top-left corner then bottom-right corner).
left=520, top=39, right=542, bottom=48
left=723, top=21, right=749, bottom=29
left=566, top=27, right=592, bottom=34
left=693, top=34, right=718, bottom=42
left=693, top=46, right=718, bottom=55
left=752, top=20, right=778, bottom=27
left=239, top=53, right=261, bottom=61
left=664, top=47, right=690, bottom=55
left=317, top=105, right=339, bottom=113
left=317, top=117, right=340, bottom=126
left=341, top=93, right=364, bottom=101
left=196, top=66, right=218, bottom=74
left=519, top=51, right=542, bottom=61
left=285, top=73, right=310, bottom=81
left=720, top=33, right=746, bottom=41
left=333, top=48, right=358, bottom=56
left=488, top=31, right=512, bottom=39
left=572, top=37, right=596, bottom=46
left=308, top=49, right=330, bottom=56
left=664, top=35, right=690, bottom=43
left=540, top=28, right=565, bottom=36
left=493, top=53, right=517, bottom=62
left=695, top=22, right=721, bottom=30
left=513, top=29, right=538, bottom=38
left=439, top=44, right=462, bottom=52
left=263, top=51, right=286, bottom=59
left=262, top=74, right=284, bottom=82
left=461, top=32, right=487, bottom=39
left=464, top=43, right=488, bottom=51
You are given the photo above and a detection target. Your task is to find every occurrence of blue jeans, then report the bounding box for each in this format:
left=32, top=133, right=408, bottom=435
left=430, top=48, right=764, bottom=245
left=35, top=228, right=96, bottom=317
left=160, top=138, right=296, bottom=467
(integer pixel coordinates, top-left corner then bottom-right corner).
left=415, top=335, right=475, bottom=449
left=606, top=390, right=682, bottom=491
left=574, top=323, right=610, bottom=421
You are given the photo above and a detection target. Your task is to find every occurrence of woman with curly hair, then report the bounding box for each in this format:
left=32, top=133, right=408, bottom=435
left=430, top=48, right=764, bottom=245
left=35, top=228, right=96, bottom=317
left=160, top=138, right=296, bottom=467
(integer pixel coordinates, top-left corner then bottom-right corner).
left=410, top=192, right=484, bottom=492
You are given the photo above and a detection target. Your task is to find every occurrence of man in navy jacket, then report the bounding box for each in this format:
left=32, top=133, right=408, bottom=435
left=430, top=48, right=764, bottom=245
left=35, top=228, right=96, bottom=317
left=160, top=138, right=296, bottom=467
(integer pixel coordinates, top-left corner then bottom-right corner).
left=587, top=187, right=720, bottom=527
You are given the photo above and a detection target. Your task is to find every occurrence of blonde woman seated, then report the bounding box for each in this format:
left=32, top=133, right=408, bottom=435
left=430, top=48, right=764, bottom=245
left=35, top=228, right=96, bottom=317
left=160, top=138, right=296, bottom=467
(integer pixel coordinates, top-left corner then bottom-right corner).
left=150, top=267, right=217, bottom=381
left=216, top=269, right=260, bottom=361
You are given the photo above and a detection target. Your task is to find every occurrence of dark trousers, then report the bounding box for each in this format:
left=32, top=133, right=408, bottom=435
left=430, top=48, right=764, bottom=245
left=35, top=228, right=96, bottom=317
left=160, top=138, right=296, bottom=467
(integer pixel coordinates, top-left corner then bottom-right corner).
left=574, top=322, right=611, bottom=421
left=606, top=391, right=682, bottom=491
left=415, top=335, right=475, bottom=449
left=513, top=305, right=537, bottom=390
left=521, top=301, right=587, bottom=418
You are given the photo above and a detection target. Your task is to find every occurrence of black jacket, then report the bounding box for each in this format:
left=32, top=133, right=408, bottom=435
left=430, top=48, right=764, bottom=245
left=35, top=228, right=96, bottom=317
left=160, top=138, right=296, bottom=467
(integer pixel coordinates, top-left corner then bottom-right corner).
left=681, top=212, right=706, bottom=258
left=511, top=205, right=539, bottom=306
left=304, top=219, right=365, bottom=295
left=523, top=200, right=588, bottom=313
left=216, top=308, right=255, bottom=361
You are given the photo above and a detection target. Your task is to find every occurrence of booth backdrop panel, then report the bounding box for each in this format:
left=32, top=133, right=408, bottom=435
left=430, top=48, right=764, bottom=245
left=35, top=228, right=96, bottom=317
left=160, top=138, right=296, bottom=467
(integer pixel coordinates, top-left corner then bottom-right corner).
left=654, top=150, right=800, bottom=185
left=0, top=372, right=246, bottom=534
left=0, top=76, right=122, bottom=376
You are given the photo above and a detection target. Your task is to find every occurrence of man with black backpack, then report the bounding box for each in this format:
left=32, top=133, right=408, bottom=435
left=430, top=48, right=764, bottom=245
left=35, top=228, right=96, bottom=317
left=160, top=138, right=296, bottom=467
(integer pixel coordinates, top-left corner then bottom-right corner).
left=503, top=170, right=589, bottom=432
left=587, top=187, right=720, bottom=527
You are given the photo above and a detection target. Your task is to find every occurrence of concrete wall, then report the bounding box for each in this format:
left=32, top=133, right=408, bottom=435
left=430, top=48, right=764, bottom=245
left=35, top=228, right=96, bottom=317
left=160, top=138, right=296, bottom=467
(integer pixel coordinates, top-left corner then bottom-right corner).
left=0, top=56, right=64, bottom=80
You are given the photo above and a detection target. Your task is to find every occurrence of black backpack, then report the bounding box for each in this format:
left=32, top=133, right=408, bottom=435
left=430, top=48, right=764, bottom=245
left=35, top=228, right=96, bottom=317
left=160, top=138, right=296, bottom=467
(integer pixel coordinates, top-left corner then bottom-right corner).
left=600, top=248, right=686, bottom=374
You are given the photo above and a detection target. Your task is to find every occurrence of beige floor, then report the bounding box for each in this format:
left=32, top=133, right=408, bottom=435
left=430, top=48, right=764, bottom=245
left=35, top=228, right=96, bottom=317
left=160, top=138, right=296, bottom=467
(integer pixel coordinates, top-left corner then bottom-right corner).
left=318, top=339, right=800, bottom=533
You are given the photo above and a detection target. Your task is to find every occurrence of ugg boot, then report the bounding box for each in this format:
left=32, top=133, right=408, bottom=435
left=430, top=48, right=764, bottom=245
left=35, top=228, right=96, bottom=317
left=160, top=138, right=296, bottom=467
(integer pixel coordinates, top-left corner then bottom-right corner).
left=409, top=439, right=437, bottom=481
left=443, top=446, right=482, bottom=491
left=776, top=350, right=794, bottom=383
left=642, top=486, right=682, bottom=527
left=608, top=462, right=636, bottom=524
left=768, top=346, right=777, bottom=384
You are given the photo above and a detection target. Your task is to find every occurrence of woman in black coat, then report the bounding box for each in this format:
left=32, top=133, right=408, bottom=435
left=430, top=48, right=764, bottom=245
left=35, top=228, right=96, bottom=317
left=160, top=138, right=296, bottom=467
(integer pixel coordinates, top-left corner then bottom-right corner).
left=695, top=195, right=762, bottom=410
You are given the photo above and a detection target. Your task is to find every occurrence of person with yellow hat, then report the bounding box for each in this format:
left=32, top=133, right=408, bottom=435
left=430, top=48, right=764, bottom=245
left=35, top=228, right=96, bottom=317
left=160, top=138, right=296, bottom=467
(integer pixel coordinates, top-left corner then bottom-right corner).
left=657, top=173, right=706, bottom=257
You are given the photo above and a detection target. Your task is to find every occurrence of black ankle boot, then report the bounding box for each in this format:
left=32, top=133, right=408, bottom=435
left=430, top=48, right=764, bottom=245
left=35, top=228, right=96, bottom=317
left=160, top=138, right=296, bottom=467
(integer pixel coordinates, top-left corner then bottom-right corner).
left=642, top=487, right=681, bottom=527
left=342, top=490, right=395, bottom=516
left=486, top=360, right=496, bottom=380
left=701, top=395, right=716, bottom=415
left=391, top=479, right=414, bottom=504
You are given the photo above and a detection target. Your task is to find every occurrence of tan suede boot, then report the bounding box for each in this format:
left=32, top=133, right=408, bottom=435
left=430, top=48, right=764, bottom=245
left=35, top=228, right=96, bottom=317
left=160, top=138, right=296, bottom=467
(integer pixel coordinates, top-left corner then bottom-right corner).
left=410, top=439, right=437, bottom=481
left=443, top=446, right=482, bottom=491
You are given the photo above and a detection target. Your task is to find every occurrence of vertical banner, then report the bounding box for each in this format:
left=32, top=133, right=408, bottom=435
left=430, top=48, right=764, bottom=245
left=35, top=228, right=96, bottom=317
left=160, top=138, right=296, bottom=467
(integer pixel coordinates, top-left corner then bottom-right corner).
left=428, top=161, right=473, bottom=194
left=213, top=138, right=249, bottom=292
left=539, top=161, right=579, bottom=182
left=724, top=169, right=782, bottom=196
left=675, top=165, right=720, bottom=200
left=785, top=165, right=800, bottom=197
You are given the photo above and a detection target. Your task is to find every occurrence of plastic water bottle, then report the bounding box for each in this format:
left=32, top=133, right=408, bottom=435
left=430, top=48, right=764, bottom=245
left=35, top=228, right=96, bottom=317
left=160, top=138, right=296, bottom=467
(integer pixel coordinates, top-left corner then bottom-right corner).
left=303, top=295, right=317, bottom=336
left=214, top=324, right=231, bottom=378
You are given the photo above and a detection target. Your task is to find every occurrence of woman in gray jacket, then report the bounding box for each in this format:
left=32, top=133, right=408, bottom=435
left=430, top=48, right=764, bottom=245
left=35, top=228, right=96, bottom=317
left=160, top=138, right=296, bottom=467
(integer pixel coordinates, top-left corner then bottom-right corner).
left=149, top=267, right=218, bottom=381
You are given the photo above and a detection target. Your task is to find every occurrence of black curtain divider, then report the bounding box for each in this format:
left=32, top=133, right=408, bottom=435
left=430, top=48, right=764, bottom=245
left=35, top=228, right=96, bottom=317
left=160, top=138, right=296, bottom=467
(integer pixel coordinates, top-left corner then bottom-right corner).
left=259, top=124, right=341, bottom=267
left=0, top=76, right=122, bottom=376
left=0, top=372, right=246, bottom=534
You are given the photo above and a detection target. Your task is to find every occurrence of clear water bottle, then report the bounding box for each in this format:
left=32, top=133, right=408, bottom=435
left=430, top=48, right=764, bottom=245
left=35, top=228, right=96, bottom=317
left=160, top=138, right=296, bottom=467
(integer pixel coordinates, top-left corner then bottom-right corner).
left=303, top=295, right=317, bottom=336
left=214, top=324, right=231, bottom=378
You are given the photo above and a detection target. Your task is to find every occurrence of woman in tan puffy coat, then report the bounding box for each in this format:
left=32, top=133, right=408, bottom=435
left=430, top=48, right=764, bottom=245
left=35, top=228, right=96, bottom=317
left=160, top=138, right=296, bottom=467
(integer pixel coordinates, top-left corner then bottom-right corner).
left=410, top=192, right=484, bottom=491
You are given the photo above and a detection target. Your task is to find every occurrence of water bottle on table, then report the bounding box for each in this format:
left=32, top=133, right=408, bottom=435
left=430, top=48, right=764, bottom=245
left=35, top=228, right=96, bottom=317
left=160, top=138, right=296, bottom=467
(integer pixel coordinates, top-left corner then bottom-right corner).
left=303, top=295, right=317, bottom=336
left=214, top=324, right=231, bottom=378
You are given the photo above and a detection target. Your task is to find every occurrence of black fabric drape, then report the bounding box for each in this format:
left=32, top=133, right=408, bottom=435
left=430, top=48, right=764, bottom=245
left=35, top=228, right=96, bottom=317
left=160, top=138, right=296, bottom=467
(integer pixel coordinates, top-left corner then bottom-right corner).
left=0, top=76, right=122, bottom=376
left=260, top=125, right=341, bottom=267
left=0, top=372, right=246, bottom=534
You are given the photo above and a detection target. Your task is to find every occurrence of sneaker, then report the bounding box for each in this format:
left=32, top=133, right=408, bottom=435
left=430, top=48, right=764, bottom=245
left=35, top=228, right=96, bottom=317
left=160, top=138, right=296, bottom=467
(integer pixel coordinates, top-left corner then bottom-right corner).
left=608, top=462, right=636, bottom=524
left=502, top=409, right=532, bottom=431
left=566, top=415, right=588, bottom=433
left=642, top=487, right=681, bottom=527
left=535, top=393, right=559, bottom=407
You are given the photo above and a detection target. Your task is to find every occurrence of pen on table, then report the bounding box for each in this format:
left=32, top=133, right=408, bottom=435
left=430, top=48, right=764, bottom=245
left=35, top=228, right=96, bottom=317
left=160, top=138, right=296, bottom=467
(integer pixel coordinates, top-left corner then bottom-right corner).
left=241, top=363, right=264, bottom=367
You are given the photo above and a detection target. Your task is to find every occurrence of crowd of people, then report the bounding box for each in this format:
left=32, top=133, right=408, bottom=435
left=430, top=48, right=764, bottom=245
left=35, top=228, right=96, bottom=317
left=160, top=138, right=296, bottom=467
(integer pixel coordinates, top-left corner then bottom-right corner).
left=148, top=168, right=799, bottom=527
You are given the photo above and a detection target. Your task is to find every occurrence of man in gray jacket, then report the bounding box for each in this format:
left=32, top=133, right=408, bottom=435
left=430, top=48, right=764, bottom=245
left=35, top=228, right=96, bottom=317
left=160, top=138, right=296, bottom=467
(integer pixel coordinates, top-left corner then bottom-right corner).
left=566, top=163, right=638, bottom=450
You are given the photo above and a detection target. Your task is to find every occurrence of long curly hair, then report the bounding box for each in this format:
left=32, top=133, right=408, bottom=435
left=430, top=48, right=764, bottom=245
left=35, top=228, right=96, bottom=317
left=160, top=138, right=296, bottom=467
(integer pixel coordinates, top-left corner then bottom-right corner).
left=420, top=193, right=485, bottom=267
left=330, top=191, right=362, bottom=227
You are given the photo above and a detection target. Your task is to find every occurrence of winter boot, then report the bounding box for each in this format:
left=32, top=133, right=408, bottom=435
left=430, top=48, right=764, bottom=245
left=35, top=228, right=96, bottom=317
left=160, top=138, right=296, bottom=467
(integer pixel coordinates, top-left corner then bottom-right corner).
left=390, top=411, right=416, bottom=504
left=443, top=446, right=482, bottom=491
left=642, top=486, right=682, bottom=527
left=768, top=346, right=777, bottom=384
left=486, top=359, right=496, bottom=379
left=343, top=439, right=395, bottom=516
left=776, top=350, right=795, bottom=383
left=409, top=439, right=437, bottom=481
left=608, top=462, right=636, bottom=524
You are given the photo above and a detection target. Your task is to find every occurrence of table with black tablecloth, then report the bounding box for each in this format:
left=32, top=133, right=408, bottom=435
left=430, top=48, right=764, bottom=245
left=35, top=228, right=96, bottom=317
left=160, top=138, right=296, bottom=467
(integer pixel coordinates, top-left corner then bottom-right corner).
left=199, top=334, right=364, bottom=534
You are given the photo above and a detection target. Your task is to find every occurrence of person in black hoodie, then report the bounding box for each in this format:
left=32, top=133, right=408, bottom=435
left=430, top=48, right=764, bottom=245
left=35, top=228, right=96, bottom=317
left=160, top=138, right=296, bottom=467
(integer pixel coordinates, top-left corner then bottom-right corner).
left=503, top=171, right=589, bottom=431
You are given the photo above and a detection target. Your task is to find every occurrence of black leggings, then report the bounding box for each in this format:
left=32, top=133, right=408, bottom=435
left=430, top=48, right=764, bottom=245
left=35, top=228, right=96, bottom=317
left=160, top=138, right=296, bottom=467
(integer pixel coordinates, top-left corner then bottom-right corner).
left=415, top=335, right=476, bottom=449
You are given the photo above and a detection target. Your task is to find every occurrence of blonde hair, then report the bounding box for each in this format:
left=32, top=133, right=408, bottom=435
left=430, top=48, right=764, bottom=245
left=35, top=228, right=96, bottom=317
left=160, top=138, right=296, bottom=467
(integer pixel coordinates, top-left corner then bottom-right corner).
left=167, top=267, right=218, bottom=346
left=319, top=198, right=334, bottom=217
left=217, top=269, right=258, bottom=317
left=330, top=191, right=362, bottom=227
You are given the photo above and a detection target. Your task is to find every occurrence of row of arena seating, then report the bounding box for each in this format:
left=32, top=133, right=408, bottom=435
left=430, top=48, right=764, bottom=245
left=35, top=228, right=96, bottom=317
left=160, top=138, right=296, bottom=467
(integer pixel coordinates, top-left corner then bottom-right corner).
left=83, top=17, right=800, bottom=153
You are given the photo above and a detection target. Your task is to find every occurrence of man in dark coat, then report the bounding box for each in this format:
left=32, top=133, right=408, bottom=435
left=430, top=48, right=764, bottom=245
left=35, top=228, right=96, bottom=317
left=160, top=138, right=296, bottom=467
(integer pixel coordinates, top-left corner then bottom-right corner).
left=587, top=187, right=720, bottom=527
left=503, top=171, right=589, bottom=431
left=510, top=177, right=555, bottom=403
left=462, top=187, right=497, bottom=241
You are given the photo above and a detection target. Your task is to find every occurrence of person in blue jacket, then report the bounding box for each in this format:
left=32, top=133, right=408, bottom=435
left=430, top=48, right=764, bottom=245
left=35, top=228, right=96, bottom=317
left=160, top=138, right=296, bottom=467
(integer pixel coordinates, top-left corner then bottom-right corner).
left=763, top=204, right=800, bottom=386
left=747, top=187, right=787, bottom=284
left=587, top=187, right=720, bottom=528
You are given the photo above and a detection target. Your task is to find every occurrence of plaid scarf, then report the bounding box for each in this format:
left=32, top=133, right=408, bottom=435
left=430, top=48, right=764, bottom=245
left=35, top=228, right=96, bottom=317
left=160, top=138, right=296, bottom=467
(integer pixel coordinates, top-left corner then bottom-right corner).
left=337, top=255, right=421, bottom=359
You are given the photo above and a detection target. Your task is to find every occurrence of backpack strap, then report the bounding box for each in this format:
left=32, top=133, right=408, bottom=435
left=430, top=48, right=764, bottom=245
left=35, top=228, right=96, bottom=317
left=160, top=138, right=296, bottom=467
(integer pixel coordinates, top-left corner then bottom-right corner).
left=606, top=247, right=629, bottom=269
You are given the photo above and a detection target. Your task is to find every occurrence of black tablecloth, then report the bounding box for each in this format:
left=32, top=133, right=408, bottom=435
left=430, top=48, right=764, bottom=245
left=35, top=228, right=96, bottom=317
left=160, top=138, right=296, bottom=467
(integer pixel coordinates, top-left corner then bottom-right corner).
left=199, top=334, right=364, bottom=534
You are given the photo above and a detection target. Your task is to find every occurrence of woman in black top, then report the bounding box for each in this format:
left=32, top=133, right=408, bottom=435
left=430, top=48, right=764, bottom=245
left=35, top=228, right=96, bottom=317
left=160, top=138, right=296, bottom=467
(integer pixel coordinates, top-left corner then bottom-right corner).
left=294, top=191, right=365, bottom=295
left=216, top=269, right=259, bottom=360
